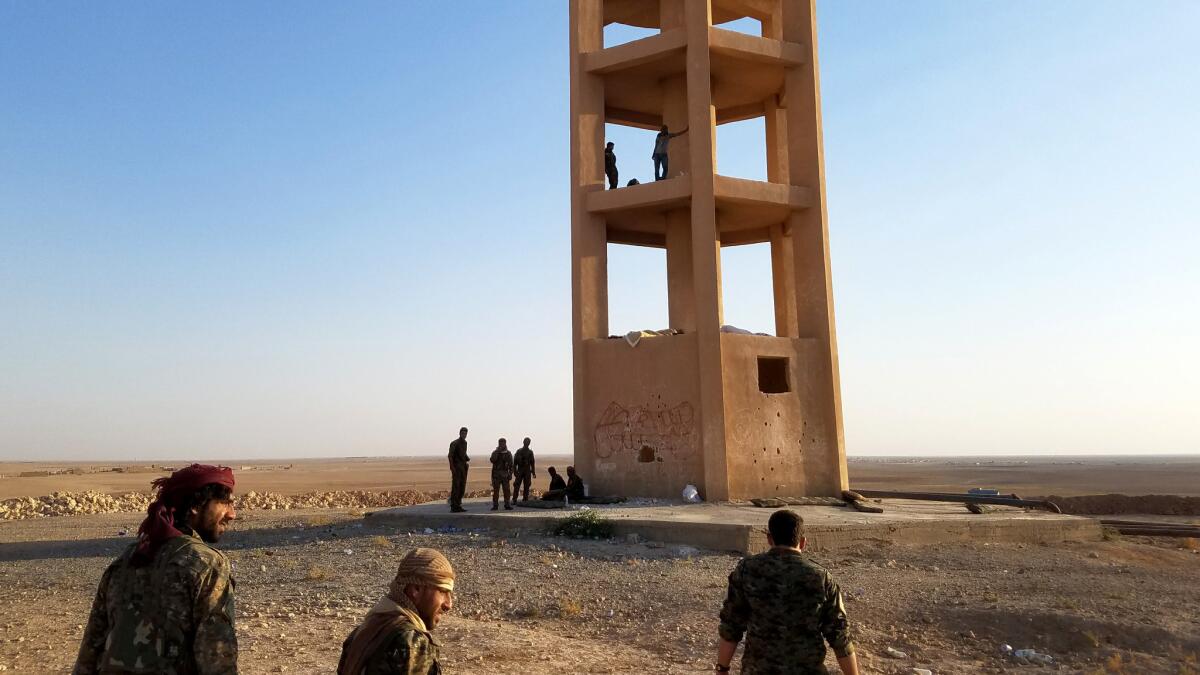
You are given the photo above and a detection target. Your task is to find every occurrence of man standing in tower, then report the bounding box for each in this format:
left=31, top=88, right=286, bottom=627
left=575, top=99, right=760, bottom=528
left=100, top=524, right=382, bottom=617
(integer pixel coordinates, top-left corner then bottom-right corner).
left=489, top=438, right=514, bottom=511
left=75, top=464, right=239, bottom=674
left=714, top=509, right=859, bottom=675
left=512, top=437, right=537, bottom=502
left=447, top=427, right=469, bottom=513
left=604, top=141, right=618, bottom=189
left=652, top=124, right=688, bottom=180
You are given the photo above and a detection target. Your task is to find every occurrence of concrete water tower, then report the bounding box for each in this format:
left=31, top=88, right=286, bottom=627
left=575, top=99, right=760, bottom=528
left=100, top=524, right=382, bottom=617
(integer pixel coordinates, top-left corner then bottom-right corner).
left=569, top=0, right=847, bottom=500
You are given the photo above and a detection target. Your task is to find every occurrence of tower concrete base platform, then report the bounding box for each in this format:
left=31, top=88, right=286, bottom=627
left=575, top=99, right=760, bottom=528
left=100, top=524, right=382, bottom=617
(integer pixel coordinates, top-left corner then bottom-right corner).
left=366, top=497, right=1101, bottom=554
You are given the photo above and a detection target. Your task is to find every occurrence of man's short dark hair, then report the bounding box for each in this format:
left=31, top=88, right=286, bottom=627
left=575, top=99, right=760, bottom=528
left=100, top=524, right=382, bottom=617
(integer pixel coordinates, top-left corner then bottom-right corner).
left=767, top=509, right=804, bottom=547
left=170, top=483, right=233, bottom=530
left=459, top=427, right=468, bottom=434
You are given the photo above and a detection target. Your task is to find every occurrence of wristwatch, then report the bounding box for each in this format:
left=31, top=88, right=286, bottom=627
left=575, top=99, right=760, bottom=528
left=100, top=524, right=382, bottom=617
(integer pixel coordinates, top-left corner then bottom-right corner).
left=713, top=665, right=731, bottom=673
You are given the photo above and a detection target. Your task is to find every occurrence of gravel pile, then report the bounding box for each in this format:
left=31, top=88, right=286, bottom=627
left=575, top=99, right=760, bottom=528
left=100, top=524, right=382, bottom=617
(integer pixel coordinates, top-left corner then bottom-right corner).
left=0, top=491, right=151, bottom=520
left=236, top=489, right=491, bottom=511
left=0, top=489, right=491, bottom=521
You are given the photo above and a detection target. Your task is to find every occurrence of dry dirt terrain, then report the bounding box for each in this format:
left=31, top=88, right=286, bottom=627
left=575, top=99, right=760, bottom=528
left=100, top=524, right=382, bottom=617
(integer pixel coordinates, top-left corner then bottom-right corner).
left=2, top=456, right=1199, bottom=674
left=847, top=456, right=1200, bottom=498
left=5, top=455, right=1199, bottom=500
left=0, top=456, right=576, bottom=500
left=1, top=507, right=1198, bottom=674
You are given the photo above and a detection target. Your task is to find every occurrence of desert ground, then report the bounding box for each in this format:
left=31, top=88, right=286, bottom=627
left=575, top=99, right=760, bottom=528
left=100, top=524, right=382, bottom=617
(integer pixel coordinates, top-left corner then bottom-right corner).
left=0, top=456, right=551, bottom=501
left=4, top=455, right=1200, bottom=500
left=2, top=456, right=1199, bottom=674
left=849, top=455, right=1200, bottom=498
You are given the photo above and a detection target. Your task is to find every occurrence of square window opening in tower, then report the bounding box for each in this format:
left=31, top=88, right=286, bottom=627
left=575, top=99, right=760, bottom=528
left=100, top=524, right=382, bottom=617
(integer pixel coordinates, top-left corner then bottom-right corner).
left=604, top=123, right=665, bottom=188
left=719, top=242, right=776, bottom=336
left=606, top=242, right=668, bottom=335
left=713, top=16, right=763, bottom=37
left=715, top=117, right=768, bottom=182
left=603, top=23, right=658, bottom=49
left=758, top=357, right=790, bottom=394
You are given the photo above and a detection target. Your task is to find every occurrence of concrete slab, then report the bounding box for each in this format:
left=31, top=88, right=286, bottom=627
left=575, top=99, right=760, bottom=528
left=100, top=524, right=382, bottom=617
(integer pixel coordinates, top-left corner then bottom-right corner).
left=365, top=497, right=1101, bottom=554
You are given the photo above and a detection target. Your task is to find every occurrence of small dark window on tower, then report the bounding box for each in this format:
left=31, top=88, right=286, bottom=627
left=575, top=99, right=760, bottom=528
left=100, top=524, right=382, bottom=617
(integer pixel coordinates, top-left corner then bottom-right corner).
left=758, top=357, right=790, bottom=394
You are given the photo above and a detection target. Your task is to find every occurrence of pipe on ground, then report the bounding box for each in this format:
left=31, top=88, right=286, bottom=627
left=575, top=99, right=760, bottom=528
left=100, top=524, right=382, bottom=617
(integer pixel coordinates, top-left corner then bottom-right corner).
left=849, top=489, right=1062, bottom=514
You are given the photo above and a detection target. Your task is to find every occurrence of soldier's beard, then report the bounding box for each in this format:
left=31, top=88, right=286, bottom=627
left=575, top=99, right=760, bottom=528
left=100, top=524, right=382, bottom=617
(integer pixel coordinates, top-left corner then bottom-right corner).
left=190, top=504, right=228, bottom=543
left=408, top=586, right=447, bottom=628
left=193, top=519, right=221, bottom=543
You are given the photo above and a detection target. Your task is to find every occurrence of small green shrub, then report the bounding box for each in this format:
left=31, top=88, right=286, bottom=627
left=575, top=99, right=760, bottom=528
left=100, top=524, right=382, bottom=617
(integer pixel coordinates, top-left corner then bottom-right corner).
left=552, top=510, right=615, bottom=539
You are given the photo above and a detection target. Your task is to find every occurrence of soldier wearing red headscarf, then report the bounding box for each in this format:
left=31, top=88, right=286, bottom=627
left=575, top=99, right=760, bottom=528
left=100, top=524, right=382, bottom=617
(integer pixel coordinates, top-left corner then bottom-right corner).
left=74, top=464, right=239, bottom=675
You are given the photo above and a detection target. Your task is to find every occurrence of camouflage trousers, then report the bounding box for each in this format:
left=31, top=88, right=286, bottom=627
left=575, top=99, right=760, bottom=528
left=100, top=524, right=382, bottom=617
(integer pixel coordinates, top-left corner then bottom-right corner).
left=449, top=461, right=468, bottom=510
left=491, top=477, right=511, bottom=508
left=513, top=471, right=532, bottom=501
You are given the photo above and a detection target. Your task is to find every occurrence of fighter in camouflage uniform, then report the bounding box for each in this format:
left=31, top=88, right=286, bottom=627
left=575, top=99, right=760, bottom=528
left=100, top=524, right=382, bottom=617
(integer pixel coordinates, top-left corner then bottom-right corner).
left=511, top=437, right=536, bottom=502
left=74, top=464, right=239, bottom=675
left=489, top=438, right=514, bottom=510
left=715, top=510, right=859, bottom=675
left=447, top=427, right=470, bottom=513
left=339, top=548, right=456, bottom=675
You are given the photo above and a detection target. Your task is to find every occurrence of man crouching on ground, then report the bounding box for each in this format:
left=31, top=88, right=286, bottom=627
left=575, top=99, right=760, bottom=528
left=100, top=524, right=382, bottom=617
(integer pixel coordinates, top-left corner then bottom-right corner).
left=74, top=464, right=239, bottom=674
left=714, top=509, right=859, bottom=675
left=339, top=547, right=455, bottom=675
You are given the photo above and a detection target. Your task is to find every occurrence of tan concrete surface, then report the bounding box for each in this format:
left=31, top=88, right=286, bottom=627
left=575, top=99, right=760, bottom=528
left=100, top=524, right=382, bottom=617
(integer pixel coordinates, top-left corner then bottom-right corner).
left=583, top=333, right=704, bottom=495
left=368, top=497, right=1102, bottom=554
left=587, top=174, right=810, bottom=247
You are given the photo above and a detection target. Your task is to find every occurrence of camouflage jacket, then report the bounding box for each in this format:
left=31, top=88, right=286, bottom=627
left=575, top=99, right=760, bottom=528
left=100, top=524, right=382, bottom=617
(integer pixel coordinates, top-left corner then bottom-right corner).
left=489, top=448, right=513, bottom=480
left=338, top=620, right=441, bottom=675
left=74, top=532, right=238, bottom=675
left=512, top=447, right=535, bottom=474
left=718, top=547, right=854, bottom=675
left=447, top=438, right=468, bottom=465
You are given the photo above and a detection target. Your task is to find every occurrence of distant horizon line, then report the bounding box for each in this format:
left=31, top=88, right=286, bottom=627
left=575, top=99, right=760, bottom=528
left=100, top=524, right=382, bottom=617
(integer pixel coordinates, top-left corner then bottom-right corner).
left=2, top=451, right=1197, bottom=464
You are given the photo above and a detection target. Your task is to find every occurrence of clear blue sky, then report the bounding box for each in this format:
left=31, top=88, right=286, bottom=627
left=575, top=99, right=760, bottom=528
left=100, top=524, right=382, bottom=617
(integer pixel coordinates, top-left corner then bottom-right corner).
left=2, top=2, right=1197, bottom=461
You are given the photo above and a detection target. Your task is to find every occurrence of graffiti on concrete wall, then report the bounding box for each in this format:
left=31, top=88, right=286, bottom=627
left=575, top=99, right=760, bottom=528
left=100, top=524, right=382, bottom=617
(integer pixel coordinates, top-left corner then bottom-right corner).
left=594, top=401, right=698, bottom=460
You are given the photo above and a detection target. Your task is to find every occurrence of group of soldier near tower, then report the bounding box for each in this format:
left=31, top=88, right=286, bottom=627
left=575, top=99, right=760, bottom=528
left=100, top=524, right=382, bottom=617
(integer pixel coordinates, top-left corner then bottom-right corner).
left=74, top=463, right=861, bottom=675
left=446, top=426, right=584, bottom=511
